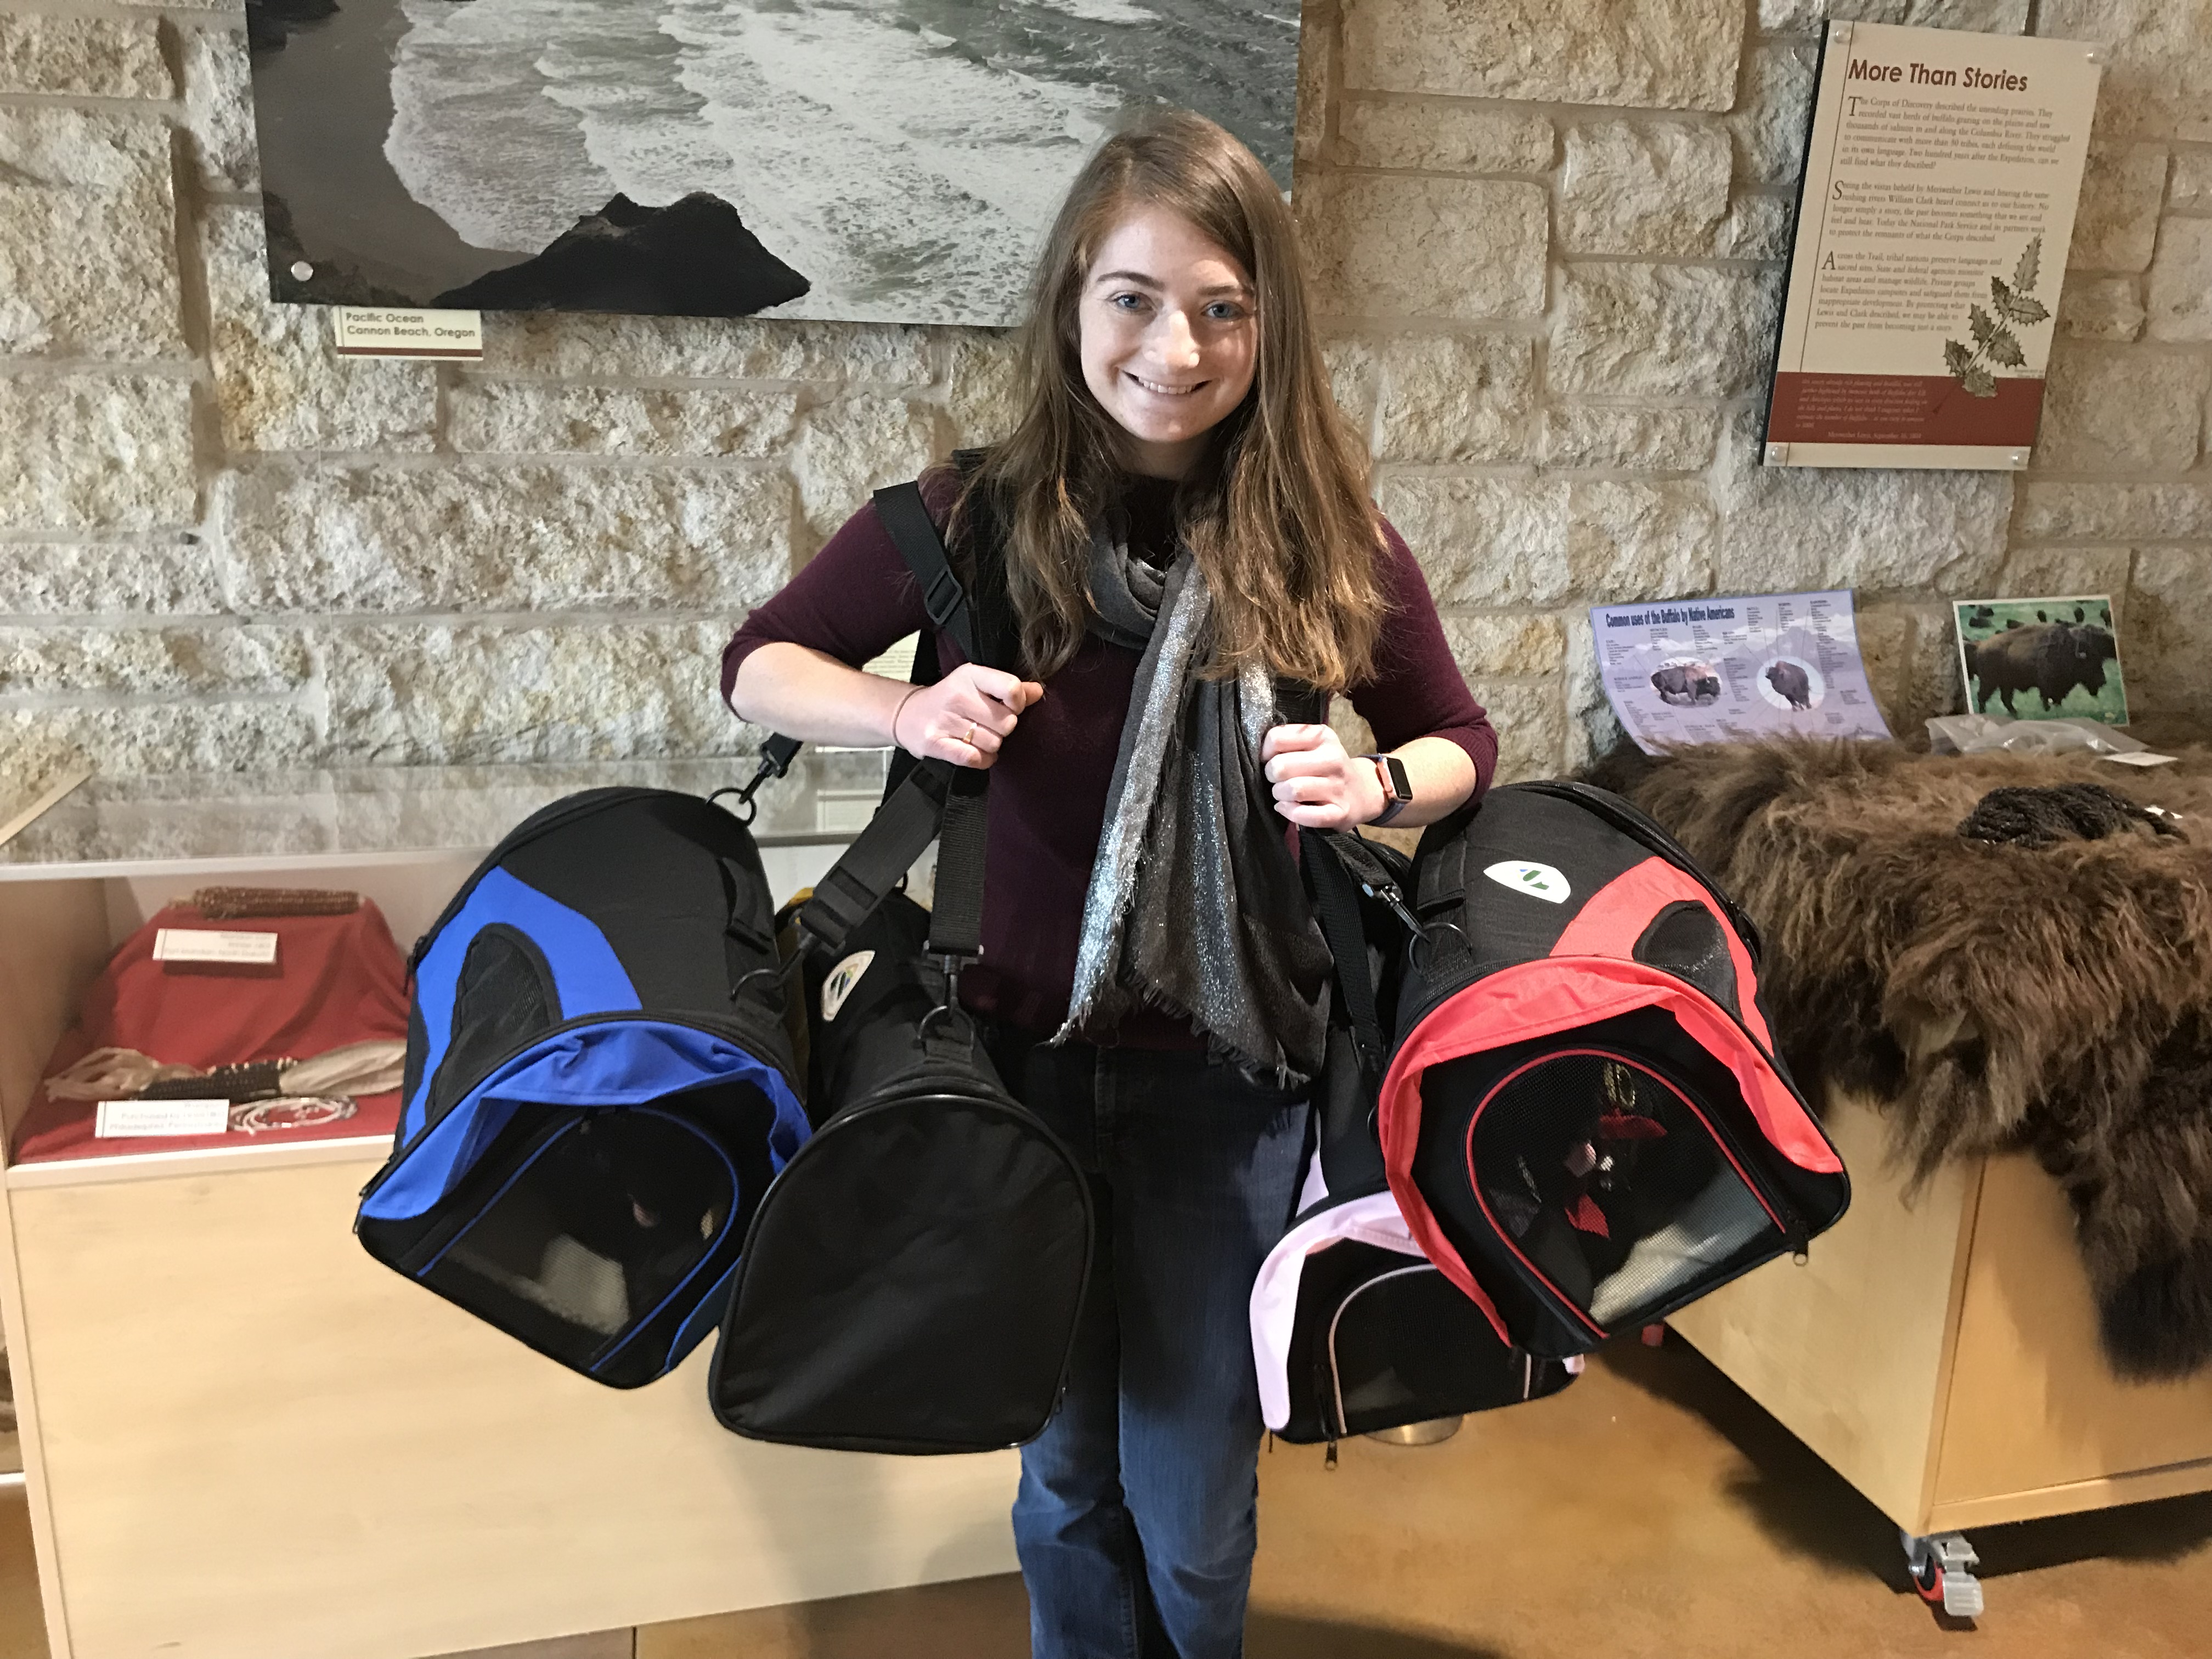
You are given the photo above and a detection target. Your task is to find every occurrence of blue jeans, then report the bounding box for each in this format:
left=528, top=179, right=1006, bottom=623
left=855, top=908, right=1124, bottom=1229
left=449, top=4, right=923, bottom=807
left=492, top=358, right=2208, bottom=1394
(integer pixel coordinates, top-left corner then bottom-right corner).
left=987, top=1032, right=1310, bottom=1659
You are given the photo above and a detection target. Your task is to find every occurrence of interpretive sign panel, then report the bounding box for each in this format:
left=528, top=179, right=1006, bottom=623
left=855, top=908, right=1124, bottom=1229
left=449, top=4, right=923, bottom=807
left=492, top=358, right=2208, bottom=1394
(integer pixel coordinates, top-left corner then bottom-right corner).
left=1763, top=21, right=2101, bottom=470
left=1590, top=591, right=1893, bottom=755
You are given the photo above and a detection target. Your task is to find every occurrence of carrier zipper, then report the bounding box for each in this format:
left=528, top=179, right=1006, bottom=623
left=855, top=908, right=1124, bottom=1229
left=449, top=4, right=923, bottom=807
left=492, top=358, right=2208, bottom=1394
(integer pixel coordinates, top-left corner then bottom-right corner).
left=584, top=1107, right=743, bottom=1377
left=358, top=1006, right=799, bottom=1203
left=1325, top=1263, right=1435, bottom=1448
left=390, top=1111, right=579, bottom=1273
left=1365, top=876, right=1422, bottom=936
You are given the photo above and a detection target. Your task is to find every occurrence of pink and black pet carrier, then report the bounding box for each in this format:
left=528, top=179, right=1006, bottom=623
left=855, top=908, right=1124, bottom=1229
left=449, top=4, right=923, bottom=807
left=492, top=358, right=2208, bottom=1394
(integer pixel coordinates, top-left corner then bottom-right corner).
left=1250, top=830, right=1579, bottom=1459
left=1380, top=781, right=1850, bottom=1359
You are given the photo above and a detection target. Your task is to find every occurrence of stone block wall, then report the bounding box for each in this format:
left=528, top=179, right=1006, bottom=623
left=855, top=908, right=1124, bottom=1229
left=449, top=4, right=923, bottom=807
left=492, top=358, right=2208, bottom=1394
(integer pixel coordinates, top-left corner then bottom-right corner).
left=1, top=0, right=2208, bottom=782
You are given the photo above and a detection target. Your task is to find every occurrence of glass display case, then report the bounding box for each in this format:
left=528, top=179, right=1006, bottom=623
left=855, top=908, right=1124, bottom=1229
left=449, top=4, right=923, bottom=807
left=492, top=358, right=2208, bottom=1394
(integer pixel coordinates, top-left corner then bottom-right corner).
left=0, top=758, right=1011, bottom=1659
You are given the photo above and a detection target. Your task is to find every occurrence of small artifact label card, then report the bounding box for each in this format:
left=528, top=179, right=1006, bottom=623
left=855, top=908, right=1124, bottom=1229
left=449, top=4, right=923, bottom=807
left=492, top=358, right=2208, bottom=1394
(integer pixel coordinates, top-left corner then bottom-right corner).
left=1590, top=591, right=1894, bottom=755
left=95, top=1099, right=230, bottom=1138
left=332, top=307, right=484, bottom=359
left=152, top=928, right=279, bottom=965
left=1763, top=21, right=2101, bottom=470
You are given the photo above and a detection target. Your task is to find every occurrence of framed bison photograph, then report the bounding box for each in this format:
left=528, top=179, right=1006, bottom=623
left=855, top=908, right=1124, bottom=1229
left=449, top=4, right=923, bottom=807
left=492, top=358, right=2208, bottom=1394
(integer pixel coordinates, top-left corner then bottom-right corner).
left=1953, top=596, right=2128, bottom=726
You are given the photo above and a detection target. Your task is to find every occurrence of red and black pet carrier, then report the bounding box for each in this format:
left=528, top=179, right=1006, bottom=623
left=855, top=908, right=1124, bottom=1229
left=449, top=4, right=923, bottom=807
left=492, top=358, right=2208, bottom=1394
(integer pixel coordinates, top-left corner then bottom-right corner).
left=1380, top=781, right=1849, bottom=1359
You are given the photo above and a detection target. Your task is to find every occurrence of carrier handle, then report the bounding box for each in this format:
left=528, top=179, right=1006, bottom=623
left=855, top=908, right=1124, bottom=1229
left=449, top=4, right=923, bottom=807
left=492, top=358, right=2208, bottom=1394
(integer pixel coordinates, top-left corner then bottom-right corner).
left=872, top=481, right=1003, bottom=971
left=794, top=481, right=1008, bottom=964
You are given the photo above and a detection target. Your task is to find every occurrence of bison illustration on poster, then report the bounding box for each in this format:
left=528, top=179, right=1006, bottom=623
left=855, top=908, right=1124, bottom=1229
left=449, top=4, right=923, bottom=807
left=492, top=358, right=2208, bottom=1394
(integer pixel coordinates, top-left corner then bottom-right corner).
left=1759, top=657, right=1818, bottom=712
left=1650, top=660, right=1723, bottom=708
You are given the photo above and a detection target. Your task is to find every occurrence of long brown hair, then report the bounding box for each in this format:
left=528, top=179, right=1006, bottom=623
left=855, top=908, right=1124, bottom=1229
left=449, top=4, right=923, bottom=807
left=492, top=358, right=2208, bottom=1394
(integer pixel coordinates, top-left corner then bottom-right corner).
left=953, top=109, right=1385, bottom=691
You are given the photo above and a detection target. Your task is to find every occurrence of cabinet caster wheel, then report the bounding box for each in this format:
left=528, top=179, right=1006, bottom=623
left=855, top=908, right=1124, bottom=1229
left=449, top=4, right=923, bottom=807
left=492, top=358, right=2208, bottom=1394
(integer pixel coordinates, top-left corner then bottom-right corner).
left=1902, top=1528, right=1983, bottom=1620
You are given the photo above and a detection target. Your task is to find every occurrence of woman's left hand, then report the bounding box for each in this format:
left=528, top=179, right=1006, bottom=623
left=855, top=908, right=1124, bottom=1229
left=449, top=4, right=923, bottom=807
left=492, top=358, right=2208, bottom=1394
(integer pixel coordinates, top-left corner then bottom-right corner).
left=1259, top=724, right=1387, bottom=830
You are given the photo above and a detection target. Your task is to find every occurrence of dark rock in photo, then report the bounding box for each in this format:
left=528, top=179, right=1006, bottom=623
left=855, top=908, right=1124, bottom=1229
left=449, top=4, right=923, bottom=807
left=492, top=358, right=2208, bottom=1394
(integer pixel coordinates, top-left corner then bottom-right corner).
left=435, top=193, right=810, bottom=318
left=246, top=0, right=343, bottom=54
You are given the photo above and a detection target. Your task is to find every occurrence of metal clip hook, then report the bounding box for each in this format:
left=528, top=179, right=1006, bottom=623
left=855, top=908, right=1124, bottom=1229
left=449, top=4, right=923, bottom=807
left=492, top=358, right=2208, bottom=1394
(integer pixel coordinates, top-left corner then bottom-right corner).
left=917, top=951, right=977, bottom=1043
left=709, top=738, right=799, bottom=827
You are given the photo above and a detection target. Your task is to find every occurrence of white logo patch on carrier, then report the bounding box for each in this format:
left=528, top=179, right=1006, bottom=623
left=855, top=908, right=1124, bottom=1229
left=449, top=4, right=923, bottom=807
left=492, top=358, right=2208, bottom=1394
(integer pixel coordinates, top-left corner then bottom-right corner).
left=1483, top=860, right=1571, bottom=904
left=820, top=950, right=875, bottom=1022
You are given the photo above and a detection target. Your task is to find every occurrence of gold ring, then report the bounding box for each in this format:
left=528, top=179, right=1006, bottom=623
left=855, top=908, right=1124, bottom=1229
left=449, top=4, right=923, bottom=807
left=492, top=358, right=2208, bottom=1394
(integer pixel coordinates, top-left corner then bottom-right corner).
left=965, top=722, right=976, bottom=745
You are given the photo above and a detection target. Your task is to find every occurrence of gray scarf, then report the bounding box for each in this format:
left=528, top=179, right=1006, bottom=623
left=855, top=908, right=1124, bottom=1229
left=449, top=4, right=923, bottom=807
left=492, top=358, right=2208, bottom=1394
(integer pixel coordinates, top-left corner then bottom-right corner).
left=1054, top=530, right=1333, bottom=1084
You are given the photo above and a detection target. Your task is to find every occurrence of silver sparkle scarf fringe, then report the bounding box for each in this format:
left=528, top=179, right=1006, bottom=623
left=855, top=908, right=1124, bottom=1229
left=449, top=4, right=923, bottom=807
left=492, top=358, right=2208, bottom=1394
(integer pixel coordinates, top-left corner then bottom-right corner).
left=1054, top=537, right=1331, bottom=1085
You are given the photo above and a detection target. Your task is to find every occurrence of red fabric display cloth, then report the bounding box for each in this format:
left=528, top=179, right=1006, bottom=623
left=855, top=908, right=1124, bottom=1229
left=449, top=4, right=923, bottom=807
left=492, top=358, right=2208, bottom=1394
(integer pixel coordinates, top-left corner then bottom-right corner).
left=17, top=901, right=410, bottom=1165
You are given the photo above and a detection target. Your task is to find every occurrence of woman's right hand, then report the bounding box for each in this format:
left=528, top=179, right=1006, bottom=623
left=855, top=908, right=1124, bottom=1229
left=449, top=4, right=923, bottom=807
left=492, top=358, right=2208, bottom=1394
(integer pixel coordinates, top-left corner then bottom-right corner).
left=894, top=664, right=1045, bottom=768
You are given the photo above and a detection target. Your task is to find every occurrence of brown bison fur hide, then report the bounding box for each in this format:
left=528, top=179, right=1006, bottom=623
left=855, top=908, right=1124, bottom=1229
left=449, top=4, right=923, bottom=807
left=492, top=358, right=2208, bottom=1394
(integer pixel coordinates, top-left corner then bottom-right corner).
left=1586, top=737, right=2212, bottom=1378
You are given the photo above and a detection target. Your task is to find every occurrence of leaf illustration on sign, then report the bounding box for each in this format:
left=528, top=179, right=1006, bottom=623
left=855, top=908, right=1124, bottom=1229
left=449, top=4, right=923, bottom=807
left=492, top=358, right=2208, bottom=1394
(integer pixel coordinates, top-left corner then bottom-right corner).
left=1942, top=236, right=2045, bottom=398
left=1483, top=861, right=1571, bottom=904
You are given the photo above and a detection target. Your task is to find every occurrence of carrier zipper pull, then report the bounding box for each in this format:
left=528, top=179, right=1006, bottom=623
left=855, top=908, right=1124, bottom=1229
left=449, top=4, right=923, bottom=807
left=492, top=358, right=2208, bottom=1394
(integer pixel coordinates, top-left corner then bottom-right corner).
left=1325, top=1434, right=1339, bottom=1471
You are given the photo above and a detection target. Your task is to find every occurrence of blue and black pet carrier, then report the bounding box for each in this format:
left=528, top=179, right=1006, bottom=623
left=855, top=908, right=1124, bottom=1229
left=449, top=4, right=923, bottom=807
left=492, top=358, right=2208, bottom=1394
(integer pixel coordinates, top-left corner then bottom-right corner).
left=356, top=789, right=811, bottom=1387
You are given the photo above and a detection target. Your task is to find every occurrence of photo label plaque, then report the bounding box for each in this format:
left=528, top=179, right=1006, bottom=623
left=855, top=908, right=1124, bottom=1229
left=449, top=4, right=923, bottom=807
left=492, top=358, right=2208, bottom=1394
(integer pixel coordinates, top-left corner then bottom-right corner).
left=332, top=308, right=485, bottom=360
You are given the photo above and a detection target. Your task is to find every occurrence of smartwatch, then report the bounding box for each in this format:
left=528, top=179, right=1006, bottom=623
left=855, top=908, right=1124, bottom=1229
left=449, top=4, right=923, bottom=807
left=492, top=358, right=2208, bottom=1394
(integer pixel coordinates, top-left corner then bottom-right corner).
left=1363, top=753, right=1412, bottom=826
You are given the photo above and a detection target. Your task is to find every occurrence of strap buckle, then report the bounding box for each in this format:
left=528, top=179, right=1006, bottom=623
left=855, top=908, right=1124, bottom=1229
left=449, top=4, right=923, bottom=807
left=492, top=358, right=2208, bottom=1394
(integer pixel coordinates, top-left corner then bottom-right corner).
left=921, top=565, right=968, bottom=634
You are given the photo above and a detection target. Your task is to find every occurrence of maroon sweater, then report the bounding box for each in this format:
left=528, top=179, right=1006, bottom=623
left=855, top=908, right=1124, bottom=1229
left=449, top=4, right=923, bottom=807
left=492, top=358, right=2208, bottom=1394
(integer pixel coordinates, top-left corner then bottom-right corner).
left=723, top=475, right=1496, bottom=1044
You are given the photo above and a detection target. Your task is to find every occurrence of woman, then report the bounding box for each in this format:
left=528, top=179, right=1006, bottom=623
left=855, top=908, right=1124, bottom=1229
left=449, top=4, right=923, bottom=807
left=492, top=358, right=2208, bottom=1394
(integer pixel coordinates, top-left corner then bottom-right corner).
left=725, top=111, right=1493, bottom=1659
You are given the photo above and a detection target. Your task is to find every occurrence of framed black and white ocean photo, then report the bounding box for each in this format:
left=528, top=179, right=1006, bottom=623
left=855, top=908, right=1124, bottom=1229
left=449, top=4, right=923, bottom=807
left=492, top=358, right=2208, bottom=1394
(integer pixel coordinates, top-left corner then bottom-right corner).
left=242, top=0, right=1301, bottom=325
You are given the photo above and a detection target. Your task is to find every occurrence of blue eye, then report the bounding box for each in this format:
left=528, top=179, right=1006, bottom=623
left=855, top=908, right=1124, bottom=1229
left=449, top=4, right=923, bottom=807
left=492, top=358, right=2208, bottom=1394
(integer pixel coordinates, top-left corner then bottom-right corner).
left=1205, top=301, right=1247, bottom=321
left=1110, top=292, right=1148, bottom=311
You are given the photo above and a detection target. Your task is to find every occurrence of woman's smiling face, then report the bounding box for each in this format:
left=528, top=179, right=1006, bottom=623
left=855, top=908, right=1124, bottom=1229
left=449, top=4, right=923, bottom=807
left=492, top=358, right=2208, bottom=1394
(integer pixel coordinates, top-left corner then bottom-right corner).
left=1077, top=204, right=1259, bottom=478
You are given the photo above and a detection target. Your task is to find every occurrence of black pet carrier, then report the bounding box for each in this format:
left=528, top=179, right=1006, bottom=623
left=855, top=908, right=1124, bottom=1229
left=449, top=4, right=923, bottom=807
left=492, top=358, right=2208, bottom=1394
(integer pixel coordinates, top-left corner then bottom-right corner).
left=356, top=789, right=810, bottom=1387
left=1380, top=782, right=1850, bottom=1359
left=1252, top=830, right=1578, bottom=1457
left=706, top=480, right=1094, bottom=1454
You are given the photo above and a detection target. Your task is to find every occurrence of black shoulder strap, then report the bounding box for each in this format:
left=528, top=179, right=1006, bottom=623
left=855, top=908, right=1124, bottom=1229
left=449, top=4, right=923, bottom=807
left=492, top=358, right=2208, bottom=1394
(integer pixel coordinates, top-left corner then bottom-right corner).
left=793, top=757, right=953, bottom=955
left=797, top=478, right=1000, bottom=961
left=873, top=481, right=978, bottom=665
left=1302, top=830, right=1387, bottom=1078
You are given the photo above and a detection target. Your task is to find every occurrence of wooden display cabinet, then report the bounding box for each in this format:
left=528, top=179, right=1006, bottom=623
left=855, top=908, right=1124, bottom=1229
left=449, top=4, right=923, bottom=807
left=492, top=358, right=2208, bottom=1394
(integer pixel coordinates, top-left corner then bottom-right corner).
left=0, top=770, right=1013, bottom=1659
left=1669, top=1088, right=2212, bottom=1571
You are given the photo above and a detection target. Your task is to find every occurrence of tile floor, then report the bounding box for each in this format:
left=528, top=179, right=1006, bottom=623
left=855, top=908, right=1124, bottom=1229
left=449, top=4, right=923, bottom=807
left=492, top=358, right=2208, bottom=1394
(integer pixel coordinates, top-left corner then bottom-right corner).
left=5, top=1339, right=2210, bottom=1658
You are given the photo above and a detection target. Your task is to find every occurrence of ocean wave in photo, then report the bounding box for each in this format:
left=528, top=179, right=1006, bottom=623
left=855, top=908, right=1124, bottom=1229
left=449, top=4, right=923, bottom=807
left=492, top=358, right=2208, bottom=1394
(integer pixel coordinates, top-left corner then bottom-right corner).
left=382, top=0, right=1298, bottom=324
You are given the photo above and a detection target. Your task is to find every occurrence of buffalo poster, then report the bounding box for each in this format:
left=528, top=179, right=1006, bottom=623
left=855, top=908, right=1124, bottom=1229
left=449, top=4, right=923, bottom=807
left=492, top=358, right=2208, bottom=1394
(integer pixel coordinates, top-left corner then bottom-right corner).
left=1762, top=21, right=2101, bottom=470
left=1591, top=591, right=1893, bottom=756
left=1953, top=595, right=2128, bottom=725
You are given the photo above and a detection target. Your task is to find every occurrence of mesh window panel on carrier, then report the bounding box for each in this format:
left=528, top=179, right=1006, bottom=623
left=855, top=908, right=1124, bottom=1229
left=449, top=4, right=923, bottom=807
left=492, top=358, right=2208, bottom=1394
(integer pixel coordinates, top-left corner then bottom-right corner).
left=356, top=788, right=810, bottom=1389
